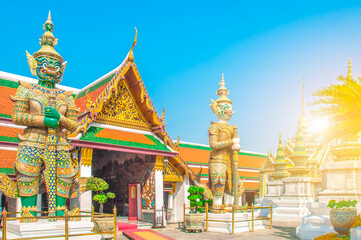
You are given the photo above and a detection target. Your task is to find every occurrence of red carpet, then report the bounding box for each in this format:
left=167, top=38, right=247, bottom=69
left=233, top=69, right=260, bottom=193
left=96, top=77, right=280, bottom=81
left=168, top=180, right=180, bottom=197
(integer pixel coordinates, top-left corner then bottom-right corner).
left=122, top=229, right=175, bottom=240
left=117, top=222, right=138, bottom=231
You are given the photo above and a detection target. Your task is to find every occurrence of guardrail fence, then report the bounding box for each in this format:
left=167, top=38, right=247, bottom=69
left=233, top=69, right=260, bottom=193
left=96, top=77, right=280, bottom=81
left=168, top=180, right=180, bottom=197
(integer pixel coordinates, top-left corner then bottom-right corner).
left=183, top=202, right=273, bottom=235
left=1, top=206, right=117, bottom=240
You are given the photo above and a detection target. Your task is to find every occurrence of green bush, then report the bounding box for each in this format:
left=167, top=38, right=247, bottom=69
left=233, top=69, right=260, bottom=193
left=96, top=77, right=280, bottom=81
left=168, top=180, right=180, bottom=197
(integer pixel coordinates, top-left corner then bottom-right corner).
left=327, top=200, right=357, bottom=209
left=187, top=186, right=212, bottom=213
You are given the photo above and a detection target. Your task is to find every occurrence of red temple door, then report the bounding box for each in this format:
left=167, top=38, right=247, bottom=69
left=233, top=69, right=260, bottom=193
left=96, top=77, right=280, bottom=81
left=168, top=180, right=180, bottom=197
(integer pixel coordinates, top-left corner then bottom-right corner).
left=128, top=183, right=142, bottom=221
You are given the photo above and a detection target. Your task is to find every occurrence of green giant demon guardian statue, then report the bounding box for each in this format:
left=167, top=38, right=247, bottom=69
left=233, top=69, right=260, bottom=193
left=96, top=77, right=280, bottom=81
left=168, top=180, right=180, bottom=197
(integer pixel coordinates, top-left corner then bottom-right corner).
left=0, top=12, right=87, bottom=222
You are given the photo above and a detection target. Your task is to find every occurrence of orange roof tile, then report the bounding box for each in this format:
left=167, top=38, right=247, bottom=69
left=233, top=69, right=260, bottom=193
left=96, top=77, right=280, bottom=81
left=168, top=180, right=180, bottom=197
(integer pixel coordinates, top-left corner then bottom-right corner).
left=243, top=182, right=260, bottom=189
left=76, top=84, right=108, bottom=114
left=0, top=150, right=17, bottom=169
left=238, top=155, right=265, bottom=169
left=179, top=146, right=210, bottom=164
left=179, top=146, right=267, bottom=168
left=95, top=128, right=156, bottom=145
left=187, top=166, right=259, bottom=177
left=0, top=86, right=16, bottom=117
left=0, top=126, right=23, bottom=138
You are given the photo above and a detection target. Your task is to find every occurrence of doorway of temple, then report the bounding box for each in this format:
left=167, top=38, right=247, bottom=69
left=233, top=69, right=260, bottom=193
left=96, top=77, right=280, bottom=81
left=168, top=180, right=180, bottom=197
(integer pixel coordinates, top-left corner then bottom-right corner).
left=92, top=150, right=155, bottom=216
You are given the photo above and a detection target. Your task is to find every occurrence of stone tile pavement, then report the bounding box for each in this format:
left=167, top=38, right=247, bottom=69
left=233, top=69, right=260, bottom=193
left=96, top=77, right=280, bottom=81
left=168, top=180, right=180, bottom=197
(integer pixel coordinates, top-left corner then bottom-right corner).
left=117, top=221, right=300, bottom=240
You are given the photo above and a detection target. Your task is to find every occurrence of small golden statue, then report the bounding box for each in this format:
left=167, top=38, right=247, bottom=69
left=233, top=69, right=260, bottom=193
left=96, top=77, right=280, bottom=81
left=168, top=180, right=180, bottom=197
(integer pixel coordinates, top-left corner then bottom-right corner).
left=209, top=74, right=243, bottom=206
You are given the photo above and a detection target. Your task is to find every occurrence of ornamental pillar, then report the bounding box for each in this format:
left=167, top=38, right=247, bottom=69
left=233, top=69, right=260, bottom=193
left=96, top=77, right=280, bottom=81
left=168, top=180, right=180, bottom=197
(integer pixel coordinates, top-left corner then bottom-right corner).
left=79, top=148, right=93, bottom=216
left=154, top=156, right=166, bottom=227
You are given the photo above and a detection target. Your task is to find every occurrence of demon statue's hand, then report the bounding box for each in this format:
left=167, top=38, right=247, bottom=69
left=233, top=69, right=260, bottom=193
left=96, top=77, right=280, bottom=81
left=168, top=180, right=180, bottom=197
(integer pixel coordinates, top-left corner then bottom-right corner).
left=45, top=107, right=60, bottom=120
left=44, top=117, right=59, bottom=128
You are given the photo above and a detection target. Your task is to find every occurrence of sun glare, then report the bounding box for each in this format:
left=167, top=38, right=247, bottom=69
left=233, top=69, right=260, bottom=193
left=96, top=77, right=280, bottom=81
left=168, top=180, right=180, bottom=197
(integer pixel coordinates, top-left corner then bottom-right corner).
left=309, top=117, right=329, bottom=135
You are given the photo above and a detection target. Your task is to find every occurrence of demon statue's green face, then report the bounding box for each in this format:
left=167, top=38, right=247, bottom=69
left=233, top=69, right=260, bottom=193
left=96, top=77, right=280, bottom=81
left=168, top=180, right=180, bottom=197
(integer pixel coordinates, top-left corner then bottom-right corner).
left=35, top=56, right=65, bottom=83
left=217, top=103, right=233, bottom=121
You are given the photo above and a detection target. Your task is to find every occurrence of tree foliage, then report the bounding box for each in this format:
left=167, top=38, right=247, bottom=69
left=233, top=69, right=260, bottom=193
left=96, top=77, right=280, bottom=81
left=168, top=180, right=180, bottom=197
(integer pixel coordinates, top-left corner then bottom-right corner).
left=86, top=177, right=115, bottom=212
left=313, top=75, right=361, bottom=141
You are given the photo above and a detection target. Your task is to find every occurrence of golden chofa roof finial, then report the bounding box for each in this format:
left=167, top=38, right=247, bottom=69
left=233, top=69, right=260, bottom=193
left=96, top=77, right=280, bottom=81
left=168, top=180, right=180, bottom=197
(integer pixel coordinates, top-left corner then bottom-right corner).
left=216, top=73, right=232, bottom=105
left=347, top=58, right=353, bottom=80
left=128, top=27, right=138, bottom=62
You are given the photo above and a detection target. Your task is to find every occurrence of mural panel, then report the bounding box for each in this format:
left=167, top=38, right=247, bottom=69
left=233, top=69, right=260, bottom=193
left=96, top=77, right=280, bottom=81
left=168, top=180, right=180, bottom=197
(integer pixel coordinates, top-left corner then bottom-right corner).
left=92, top=150, right=155, bottom=215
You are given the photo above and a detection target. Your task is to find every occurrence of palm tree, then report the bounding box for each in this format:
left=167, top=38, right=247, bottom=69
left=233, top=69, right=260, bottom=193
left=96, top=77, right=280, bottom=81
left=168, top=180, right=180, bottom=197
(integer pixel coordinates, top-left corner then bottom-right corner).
left=313, top=59, right=361, bottom=141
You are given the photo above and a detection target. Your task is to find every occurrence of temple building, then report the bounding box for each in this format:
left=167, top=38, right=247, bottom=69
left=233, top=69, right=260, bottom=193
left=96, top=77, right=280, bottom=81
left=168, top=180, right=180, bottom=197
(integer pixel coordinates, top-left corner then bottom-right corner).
left=0, top=31, right=266, bottom=224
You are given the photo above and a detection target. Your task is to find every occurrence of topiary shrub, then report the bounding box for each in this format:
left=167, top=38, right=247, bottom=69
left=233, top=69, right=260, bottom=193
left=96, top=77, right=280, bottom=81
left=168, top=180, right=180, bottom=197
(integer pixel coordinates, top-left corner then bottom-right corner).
left=187, top=186, right=212, bottom=213
left=86, top=177, right=115, bottom=213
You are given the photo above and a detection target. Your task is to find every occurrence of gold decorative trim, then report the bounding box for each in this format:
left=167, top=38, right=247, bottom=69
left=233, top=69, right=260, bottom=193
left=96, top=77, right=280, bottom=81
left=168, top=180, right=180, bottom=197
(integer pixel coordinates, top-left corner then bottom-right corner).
left=163, top=162, right=184, bottom=182
left=154, top=156, right=164, bottom=171
left=96, top=117, right=151, bottom=131
left=81, top=148, right=93, bottom=167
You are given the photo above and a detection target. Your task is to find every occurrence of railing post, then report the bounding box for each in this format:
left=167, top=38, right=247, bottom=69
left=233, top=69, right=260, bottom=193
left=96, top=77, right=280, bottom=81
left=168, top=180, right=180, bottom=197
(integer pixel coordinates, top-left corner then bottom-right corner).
left=183, top=203, right=186, bottom=229
left=91, top=205, right=94, bottom=222
left=232, top=205, right=234, bottom=235
left=113, top=206, right=117, bottom=240
left=162, top=206, right=164, bottom=227
left=270, top=202, right=273, bottom=229
left=205, top=202, right=208, bottom=232
left=2, top=209, right=7, bottom=240
left=65, top=207, right=69, bottom=240
left=251, top=203, right=254, bottom=232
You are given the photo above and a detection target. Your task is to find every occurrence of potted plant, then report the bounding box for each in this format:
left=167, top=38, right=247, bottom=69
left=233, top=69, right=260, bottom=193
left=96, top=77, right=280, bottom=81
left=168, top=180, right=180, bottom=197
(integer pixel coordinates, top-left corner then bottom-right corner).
left=184, top=186, right=212, bottom=233
left=86, top=177, right=116, bottom=239
left=328, top=200, right=358, bottom=236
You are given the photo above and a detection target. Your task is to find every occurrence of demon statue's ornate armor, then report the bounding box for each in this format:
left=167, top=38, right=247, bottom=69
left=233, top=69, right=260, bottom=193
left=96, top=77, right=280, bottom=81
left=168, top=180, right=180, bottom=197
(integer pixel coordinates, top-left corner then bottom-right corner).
left=6, top=13, right=79, bottom=221
left=208, top=75, right=243, bottom=206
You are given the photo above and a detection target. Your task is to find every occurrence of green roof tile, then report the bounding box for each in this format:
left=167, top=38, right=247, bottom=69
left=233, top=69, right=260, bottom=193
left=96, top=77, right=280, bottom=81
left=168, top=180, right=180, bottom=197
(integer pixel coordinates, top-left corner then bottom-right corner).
left=79, top=126, right=170, bottom=152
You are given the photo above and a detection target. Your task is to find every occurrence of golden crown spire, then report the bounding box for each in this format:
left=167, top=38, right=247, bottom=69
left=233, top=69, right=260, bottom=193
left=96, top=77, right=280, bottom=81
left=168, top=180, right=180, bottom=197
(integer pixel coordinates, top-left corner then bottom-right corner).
left=45, top=10, right=52, bottom=26
left=33, top=11, right=63, bottom=63
left=347, top=58, right=353, bottom=80
left=215, top=73, right=232, bottom=105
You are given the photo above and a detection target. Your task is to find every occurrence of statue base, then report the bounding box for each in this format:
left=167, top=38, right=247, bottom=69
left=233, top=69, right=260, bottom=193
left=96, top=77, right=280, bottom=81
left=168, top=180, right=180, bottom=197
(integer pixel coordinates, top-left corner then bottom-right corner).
left=207, top=212, right=264, bottom=233
left=271, top=198, right=313, bottom=223
left=296, top=202, right=335, bottom=240
left=2, top=219, right=100, bottom=240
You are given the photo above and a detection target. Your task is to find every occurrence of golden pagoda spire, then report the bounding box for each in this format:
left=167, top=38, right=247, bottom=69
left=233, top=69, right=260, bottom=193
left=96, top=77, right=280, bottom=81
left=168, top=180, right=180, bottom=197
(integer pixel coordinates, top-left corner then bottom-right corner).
left=270, top=131, right=289, bottom=180
left=347, top=58, right=353, bottom=80
left=288, top=117, right=310, bottom=177
left=301, top=75, right=305, bottom=117
left=294, top=117, right=306, bottom=156
left=275, top=131, right=285, bottom=162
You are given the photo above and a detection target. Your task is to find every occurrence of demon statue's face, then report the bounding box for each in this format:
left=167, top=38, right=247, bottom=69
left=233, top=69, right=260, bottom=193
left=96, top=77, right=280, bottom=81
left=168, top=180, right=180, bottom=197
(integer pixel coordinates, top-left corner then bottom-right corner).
left=35, top=56, right=65, bottom=84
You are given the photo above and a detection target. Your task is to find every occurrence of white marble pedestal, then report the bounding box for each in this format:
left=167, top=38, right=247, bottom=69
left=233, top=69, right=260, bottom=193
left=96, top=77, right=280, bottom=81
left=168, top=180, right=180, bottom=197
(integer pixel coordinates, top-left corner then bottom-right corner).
left=270, top=177, right=313, bottom=223
left=207, top=212, right=265, bottom=234
left=318, top=161, right=361, bottom=203
left=351, top=226, right=361, bottom=240
left=2, top=220, right=100, bottom=240
left=296, top=202, right=335, bottom=239
left=265, top=181, right=283, bottom=198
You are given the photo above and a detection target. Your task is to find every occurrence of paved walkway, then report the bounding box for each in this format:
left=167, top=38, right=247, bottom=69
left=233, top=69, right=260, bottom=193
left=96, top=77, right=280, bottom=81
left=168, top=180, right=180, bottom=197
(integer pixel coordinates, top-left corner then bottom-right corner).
left=117, top=221, right=300, bottom=240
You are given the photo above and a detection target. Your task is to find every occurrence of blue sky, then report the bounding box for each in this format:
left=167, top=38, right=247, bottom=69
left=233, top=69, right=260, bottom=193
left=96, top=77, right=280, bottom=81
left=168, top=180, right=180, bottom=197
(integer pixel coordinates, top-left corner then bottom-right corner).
left=1, top=1, right=361, bottom=153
